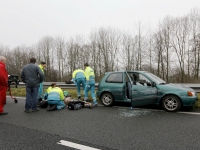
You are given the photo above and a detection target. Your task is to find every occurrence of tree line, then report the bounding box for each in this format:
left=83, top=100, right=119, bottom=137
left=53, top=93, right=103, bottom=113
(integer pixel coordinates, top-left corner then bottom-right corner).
left=1, top=8, right=200, bottom=83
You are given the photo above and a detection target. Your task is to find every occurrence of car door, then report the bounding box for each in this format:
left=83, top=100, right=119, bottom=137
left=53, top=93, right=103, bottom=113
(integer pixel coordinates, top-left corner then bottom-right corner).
left=105, top=72, right=125, bottom=101
left=127, top=72, right=157, bottom=106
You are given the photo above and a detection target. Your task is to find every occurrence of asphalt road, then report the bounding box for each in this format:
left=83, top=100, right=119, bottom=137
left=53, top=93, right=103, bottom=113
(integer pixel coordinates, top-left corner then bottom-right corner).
left=1, top=97, right=200, bottom=150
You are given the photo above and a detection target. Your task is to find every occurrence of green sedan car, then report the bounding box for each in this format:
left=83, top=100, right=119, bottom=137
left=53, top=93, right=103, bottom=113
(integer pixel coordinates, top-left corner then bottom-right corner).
left=96, top=71, right=198, bottom=112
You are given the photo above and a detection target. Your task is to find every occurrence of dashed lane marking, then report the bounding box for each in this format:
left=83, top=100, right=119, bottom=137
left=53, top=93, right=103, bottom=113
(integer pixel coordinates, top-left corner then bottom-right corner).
left=57, top=140, right=101, bottom=150
left=178, top=112, right=200, bottom=115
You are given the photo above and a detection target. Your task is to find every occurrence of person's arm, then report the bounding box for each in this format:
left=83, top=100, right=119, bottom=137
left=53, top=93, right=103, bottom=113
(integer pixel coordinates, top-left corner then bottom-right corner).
left=85, top=68, right=90, bottom=81
left=0, top=65, right=7, bottom=86
left=60, top=89, right=65, bottom=100
left=37, top=67, right=44, bottom=83
left=20, top=68, right=26, bottom=83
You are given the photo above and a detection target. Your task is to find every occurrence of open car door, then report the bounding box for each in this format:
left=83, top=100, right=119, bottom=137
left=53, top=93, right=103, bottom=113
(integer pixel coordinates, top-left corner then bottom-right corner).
left=126, top=72, right=157, bottom=107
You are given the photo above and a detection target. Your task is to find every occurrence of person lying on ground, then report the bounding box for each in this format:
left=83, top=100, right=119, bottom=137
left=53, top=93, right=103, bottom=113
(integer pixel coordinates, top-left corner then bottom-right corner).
left=64, top=96, right=93, bottom=110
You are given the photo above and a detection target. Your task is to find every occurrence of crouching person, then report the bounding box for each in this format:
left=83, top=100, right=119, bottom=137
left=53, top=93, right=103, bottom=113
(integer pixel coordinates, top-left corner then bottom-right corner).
left=64, top=96, right=92, bottom=110
left=46, top=85, right=65, bottom=111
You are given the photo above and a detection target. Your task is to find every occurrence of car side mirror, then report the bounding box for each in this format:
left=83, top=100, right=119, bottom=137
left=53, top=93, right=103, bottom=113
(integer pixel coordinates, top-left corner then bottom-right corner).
left=152, top=82, right=156, bottom=87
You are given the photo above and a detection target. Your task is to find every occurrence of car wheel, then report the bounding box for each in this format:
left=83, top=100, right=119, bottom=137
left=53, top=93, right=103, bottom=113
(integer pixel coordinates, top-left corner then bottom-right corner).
left=161, top=95, right=181, bottom=112
left=101, top=92, right=114, bottom=107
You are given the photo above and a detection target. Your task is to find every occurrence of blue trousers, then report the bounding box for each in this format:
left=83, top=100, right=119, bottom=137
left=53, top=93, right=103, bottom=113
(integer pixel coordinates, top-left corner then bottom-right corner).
left=25, top=87, right=39, bottom=110
left=76, top=78, right=86, bottom=97
left=48, top=100, right=65, bottom=110
left=84, top=79, right=97, bottom=103
left=38, top=82, right=43, bottom=98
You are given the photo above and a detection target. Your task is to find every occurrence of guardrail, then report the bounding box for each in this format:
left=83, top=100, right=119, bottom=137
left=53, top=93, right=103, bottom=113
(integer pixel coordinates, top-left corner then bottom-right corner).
left=16, top=82, right=200, bottom=92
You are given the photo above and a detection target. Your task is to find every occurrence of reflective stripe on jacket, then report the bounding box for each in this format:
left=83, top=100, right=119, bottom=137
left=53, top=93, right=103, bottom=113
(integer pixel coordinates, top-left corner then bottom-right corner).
left=72, top=69, right=85, bottom=81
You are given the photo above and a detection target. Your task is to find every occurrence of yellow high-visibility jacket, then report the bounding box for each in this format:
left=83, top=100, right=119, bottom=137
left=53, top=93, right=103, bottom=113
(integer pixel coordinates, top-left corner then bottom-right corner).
left=47, top=87, right=65, bottom=101
left=84, top=66, right=95, bottom=81
left=72, top=69, right=85, bottom=80
left=39, top=64, right=45, bottom=73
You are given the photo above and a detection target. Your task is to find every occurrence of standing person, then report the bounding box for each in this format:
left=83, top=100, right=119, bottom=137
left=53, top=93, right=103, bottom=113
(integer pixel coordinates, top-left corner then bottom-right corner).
left=0, top=56, right=8, bottom=115
left=21, top=57, right=44, bottom=113
left=72, top=68, right=86, bottom=99
left=83, top=63, right=98, bottom=107
left=38, top=61, right=46, bottom=100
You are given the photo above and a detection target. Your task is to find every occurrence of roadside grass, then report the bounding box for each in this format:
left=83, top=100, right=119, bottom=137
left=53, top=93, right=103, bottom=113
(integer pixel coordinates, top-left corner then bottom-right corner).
left=193, top=93, right=200, bottom=109
left=7, top=87, right=94, bottom=102
left=7, top=87, right=200, bottom=109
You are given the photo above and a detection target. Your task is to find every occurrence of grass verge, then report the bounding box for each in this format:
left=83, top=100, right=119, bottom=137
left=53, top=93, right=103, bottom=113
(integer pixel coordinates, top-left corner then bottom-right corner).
left=7, top=87, right=94, bottom=102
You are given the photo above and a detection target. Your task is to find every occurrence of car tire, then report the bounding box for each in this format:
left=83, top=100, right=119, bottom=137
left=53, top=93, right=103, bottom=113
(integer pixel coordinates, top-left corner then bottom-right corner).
left=161, top=95, right=181, bottom=112
left=101, top=92, right=114, bottom=107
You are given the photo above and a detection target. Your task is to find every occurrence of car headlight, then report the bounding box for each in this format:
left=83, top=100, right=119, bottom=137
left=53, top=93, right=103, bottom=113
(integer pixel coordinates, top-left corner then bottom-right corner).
left=187, top=91, right=195, bottom=96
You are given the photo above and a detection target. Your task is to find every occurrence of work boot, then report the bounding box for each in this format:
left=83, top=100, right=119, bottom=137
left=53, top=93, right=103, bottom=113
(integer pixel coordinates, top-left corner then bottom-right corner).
left=24, top=110, right=30, bottom=113
left=0, top=111, right=8, bottom=115
left=50, top=105, right=57, bottom=111
left=38, top=98, right=42, bottom=102
left=46, top=104, right=51, bottom=111
left=92, top=103, right=98, bottom=107
left=32, top=108, right=40, bottom=112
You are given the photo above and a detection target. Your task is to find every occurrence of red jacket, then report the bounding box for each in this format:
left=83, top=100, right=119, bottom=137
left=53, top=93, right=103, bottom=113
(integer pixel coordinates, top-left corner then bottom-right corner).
left=0, top=61, right=8, bottom=88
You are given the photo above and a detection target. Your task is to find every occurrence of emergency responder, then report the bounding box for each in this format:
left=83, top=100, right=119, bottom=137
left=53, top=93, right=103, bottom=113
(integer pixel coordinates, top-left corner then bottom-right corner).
left=0, top=56, right=8, bottom=115
left=83, top=63, right=98, bottom=107
left=46, top=85, right=66, bottom=111
left=72, top=68, right=86, bottom=99
left=38, top=61, right=46, bottom=100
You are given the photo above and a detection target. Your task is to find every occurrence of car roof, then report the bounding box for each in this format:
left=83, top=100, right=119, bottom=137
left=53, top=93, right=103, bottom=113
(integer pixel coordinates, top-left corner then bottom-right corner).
left=105, top=70, right=148, bottom=74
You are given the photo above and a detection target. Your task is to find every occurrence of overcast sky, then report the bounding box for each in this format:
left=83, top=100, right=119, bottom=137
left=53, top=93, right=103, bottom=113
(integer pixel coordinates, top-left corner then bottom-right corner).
left=0, top=0, right=200, bottom=49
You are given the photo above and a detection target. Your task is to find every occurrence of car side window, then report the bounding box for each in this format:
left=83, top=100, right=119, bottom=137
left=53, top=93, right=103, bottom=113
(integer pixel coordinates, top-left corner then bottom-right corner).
left=106, top=73, right=123, bottom=83
left=138, top=74, right=152, bottom=86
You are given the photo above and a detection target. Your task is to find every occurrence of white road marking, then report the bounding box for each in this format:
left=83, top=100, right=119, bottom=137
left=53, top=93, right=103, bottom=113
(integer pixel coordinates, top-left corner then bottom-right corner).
left=57, top=140, right=101, bottom=150
left=178, top=112, right=200, bottom=115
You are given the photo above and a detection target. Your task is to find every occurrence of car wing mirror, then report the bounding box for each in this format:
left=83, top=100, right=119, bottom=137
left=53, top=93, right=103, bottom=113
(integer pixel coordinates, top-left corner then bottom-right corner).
left=152, top=82, right=156, bottom=87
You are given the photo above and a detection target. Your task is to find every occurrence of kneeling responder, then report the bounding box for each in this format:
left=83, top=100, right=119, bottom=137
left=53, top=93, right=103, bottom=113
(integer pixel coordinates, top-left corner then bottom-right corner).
left=46, top=84, right=65, bottom=111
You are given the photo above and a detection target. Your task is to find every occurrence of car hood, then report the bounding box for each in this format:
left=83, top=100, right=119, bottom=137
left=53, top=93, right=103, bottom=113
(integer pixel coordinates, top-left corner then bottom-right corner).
left=157, top=83, right=195, bottom=92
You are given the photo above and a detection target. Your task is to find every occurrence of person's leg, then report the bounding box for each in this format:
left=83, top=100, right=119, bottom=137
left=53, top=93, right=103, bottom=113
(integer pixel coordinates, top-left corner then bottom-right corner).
left=76, top=79, right=81, bottom=99
left=81, top=78, right=86, bottom=98
left=89, top=80, right=98, bottom=106
left=84, top=84, right=90, bottom=101
left=32, top=87, right=39, bottom=111
left=47, top=100, right=57, bottom=111
left=0, top=87, right=7, bottom=113
left=91, top=84, right=97, bottom=104
left=25, top=87, right=32, bottom=111
left=56, top=101, right=66, bottom=110
left=38, top=82, right=43, bottom=99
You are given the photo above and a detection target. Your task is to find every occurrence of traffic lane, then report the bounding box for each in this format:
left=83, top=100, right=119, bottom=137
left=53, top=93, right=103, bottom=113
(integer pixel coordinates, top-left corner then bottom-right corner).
left=2, top=97, right=200, bottom=150
left=113, top=101, right=200, bottom=112
left=0, top=121, right=112, bottom=150
left=0, top=121, right=70, bottom=150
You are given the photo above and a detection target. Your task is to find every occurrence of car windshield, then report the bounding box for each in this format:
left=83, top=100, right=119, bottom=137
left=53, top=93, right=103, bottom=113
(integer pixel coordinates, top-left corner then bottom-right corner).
left=145, top=72, right=166, bottom=84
